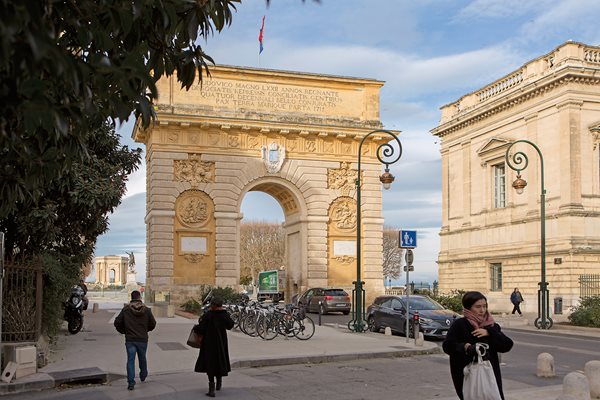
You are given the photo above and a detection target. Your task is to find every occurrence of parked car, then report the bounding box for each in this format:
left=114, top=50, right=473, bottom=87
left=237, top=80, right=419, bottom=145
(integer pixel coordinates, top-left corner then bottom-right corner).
left=366, top=295, right=460, bottom=339
left=297, top=288, right=351, bottom=315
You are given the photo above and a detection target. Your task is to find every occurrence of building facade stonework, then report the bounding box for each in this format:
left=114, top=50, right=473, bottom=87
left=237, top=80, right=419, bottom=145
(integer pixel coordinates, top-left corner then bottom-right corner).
left=133, top=66, right=395, bottom=305
left=94, top=256, right=128, bottom=285
left=431, top=42, right=600, bottom=313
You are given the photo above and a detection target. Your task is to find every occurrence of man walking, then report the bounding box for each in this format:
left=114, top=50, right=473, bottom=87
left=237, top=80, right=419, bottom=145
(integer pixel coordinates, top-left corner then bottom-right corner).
left=114, top=290, right=156, bottom=390
left=510, top=287, right=524, bottom=316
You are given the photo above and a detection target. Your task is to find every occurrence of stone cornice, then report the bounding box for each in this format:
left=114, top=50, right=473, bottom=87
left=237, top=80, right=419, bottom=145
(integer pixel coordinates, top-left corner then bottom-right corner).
left=431, top=70, right=600, bottom=139
left=150, top=109, right=390, bottom=138
left=440, top=209, right=600, bottom=236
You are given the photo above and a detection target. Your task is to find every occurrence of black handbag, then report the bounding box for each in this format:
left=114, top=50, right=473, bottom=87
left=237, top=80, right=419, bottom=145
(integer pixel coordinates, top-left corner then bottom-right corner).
left=187, top=325, right=203, bottom=348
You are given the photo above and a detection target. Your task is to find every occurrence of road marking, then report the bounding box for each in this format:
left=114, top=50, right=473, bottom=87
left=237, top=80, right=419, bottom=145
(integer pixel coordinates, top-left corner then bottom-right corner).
left=514, top=340, right=600, bottom=357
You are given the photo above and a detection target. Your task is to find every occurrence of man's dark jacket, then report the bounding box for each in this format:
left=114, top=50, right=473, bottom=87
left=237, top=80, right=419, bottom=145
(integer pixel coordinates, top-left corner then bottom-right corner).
left=114, top=300, right=156, bottom=342
left=442, top=317, right=513, bottom=400
left=193, top=309, right=234, bottom=376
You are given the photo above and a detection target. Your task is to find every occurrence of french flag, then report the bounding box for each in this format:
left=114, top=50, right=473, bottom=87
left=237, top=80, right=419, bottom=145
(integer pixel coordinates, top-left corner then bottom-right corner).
left=258, top=16, right=265, bottom=54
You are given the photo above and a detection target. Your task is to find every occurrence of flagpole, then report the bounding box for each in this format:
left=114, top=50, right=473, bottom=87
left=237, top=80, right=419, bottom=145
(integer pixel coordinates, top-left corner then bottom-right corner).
left=258, top=15, right=265, bottom=68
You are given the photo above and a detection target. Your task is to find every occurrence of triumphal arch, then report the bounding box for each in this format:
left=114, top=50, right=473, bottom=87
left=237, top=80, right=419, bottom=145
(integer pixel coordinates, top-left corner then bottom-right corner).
left=133, top=65, right=393, bottom=304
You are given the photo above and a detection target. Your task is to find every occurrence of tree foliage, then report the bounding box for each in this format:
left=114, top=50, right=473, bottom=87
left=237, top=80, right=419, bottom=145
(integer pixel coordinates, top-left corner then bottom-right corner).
left=1, top=118, right=141, bottom=261
left=240, top=221, right=285, bottom=284
left=383, top=226, right=402, bottom=280
left=568, top=296, right=600, bottom=327
left=0, top=0, right=240, bottom=216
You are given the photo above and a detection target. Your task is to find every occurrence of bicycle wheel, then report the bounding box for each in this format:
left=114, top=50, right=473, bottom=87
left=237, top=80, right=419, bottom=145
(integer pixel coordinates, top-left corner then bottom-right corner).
left=243, top=313, right=259, bottom=337
left=294, top=316, right=315, bottom=340
left=257, top=316, right=278, bottom=340
left=230, top=310, right=241, bottom=330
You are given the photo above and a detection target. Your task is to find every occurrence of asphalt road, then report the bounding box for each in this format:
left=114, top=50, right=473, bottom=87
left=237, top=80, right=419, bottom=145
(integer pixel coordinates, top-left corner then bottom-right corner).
left=317, top=311, right=599, bottom=385
left=13, top=310, right=599, bottom=400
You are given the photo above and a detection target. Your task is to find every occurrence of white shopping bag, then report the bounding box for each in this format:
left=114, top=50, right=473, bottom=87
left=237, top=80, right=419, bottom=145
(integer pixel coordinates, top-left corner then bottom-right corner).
left=463, top=343, right=502, bottom=400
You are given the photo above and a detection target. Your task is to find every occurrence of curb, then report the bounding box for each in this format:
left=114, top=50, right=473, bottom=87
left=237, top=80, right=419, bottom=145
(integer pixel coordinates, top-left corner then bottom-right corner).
left=0, top=368, right=123, bottom=397
left=231, top=346, right=442, bottom=368
left=503, top=325, right=600, bottom=340
left=0, top=347, right=441, bottom=396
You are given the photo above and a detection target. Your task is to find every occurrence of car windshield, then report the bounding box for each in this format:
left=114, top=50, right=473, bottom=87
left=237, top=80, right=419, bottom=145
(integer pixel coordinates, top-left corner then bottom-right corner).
left=405, top=297, right=444, bottom=310
left=325, top=289, right=347, bottom=296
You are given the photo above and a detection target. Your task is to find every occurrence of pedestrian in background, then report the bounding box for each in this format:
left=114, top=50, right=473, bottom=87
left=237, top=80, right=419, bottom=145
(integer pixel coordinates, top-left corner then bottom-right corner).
left=114, top=290, right=156, bottom=390
left=194, top=297, right=234, bottom=397
left=510, top=288, right=524, bottom=316
left=442, top=291, right=514, bottom=400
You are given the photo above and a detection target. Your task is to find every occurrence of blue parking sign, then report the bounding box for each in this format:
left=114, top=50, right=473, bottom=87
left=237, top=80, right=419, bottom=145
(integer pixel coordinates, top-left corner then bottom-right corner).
left=399, top=230, right=417, bottom=248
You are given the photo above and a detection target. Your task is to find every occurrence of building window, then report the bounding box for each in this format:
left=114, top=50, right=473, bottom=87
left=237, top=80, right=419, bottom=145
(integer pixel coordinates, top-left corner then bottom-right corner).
left=490, top=263, right=502, bottom=291
left=493, top=164, right=506, bottom=208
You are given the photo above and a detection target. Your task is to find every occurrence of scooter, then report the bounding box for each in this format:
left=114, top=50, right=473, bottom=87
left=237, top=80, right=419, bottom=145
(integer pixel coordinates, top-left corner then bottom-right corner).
left=64, top=286, right=86, bottom=334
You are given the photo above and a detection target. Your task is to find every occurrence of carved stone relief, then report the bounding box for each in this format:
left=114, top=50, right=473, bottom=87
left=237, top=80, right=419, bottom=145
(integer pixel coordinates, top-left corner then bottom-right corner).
left=261, top=142, right=286, bottom=173
left=286, top=138, right=298, bottom=152
left=248, top=136, right=260, bottom=149
left=183, top=253, right=205, bottom=263
left=167, top=132, right=179, bottom=143
left=590, top=122, right=600, bottom=149
left=209, top=133, right=221, bottom=146
left=334, top=256, right=356, bottom=264
left=323, top=141, right=334, bottom=153
left=228, top=134, right=240, bottom=148
left=342, top=142, right=352, bottom=154
left=306, top=139, right=316, bottom=153
left=190, top=133, right=200, bottom=144
left=174, top=154, right=215, bottom=187
left=330, top=197, right=357, bottom=230
left=328, top=162, right=358, bottom=196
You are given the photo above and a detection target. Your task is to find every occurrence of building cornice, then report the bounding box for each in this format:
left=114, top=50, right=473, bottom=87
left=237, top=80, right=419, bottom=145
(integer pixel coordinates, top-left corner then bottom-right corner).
left=432, top=71, right=600, bottom=138
left=431, top=42, right=600, bottom=138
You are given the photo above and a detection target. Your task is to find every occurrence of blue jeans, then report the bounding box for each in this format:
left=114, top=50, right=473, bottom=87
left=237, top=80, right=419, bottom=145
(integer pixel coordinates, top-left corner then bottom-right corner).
left=125, top=341, right=148, bottom=386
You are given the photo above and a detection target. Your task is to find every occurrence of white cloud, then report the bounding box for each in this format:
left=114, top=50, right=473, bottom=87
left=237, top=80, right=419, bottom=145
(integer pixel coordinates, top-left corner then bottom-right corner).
left=519, top=0, right=600, bottom=44
left=455, top=0, right=555, bottom=20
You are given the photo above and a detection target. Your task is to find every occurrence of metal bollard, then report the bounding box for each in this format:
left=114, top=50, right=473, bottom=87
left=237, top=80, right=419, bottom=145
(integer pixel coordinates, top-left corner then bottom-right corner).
left=318, top=301, right=322, bottom=326
left=413, top=311, right=420, bottom=343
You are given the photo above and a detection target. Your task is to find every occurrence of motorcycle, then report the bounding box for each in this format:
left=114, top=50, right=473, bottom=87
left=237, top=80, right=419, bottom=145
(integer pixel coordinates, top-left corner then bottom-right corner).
left=64, top=286, right=87, bottom=334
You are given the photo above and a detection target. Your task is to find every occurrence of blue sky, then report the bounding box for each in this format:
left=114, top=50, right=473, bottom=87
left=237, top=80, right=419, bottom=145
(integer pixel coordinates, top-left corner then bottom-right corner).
left=94, top=0, right=600, bottom=284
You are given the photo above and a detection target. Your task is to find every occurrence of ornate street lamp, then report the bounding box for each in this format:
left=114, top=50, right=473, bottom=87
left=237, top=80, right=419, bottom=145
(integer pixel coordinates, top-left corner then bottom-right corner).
left=505, top=140, right=553, bottom=330
left=349, top=129, right=402, bottom=332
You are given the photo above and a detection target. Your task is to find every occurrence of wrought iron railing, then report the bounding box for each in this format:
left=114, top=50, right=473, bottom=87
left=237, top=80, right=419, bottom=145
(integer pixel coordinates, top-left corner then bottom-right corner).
left=2, top=261, right=42, bottom=342
left=579, top=274, right=600, bottom=299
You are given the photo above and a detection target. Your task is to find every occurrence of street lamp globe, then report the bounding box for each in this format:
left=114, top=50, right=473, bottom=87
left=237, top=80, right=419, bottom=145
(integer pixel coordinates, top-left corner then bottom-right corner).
left=379, top=168, right=395, bottom=190
left=512, top=174, right=527, bottom=195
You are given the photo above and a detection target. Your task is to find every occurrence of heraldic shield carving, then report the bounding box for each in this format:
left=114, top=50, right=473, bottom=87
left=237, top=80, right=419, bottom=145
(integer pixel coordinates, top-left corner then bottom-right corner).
left=261, top=142, right=286, bottom=173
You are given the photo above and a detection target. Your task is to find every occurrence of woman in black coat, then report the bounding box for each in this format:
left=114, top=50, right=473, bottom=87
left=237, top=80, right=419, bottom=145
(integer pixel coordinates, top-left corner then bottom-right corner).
left=194, top=297, right=234, bottom=397
left=442, top=291, right=513, bottom=400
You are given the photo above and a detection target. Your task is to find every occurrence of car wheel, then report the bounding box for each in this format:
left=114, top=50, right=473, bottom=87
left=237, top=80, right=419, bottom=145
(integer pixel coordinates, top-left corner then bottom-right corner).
left=343, top=311, right=350, bottom=315
left=368, top=316, right=379, bottom=332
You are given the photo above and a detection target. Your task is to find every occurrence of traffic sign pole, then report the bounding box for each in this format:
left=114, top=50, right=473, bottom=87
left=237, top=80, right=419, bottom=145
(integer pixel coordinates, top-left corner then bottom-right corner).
left=404, top=248, right=414, bottom=343
left=405, top=254, right=410, bottom=343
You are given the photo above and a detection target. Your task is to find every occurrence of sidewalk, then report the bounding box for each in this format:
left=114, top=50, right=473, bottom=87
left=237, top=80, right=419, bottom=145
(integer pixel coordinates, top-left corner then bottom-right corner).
left=1, top=298, right=596, bottom=398
left=494, top=312, right=600, bottom=338
left=0, top=297, right=439, bottom=396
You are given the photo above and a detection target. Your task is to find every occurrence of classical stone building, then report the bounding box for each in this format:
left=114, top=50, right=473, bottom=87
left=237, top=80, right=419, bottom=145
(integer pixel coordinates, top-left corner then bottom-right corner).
left=94, top=256, right=128, bottom=285
left=133, top=66, right=395, bottom=305
left=431, top=42, right=600, bottom=313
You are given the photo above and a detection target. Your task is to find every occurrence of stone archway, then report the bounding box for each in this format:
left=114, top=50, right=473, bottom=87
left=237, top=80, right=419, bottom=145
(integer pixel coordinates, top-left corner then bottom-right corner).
left=133, top=65, right=394, bottom=305
left=238, top=177, right=308, bottom=299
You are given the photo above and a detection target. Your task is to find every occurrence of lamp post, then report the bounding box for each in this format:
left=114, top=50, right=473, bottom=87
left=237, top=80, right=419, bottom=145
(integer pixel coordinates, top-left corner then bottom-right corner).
left=349, top=129, right=402, bottom=332
left=505, top=140, right=553, bottom=330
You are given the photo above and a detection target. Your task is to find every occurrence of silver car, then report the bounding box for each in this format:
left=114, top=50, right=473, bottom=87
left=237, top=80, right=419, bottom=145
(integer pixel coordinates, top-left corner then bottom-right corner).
left=297, top=288, right=351, bottom=315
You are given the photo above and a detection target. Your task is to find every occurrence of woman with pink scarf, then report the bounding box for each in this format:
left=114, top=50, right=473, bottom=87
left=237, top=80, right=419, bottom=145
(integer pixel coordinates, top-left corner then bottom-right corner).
left=442, top=291, right=514, bottom=400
